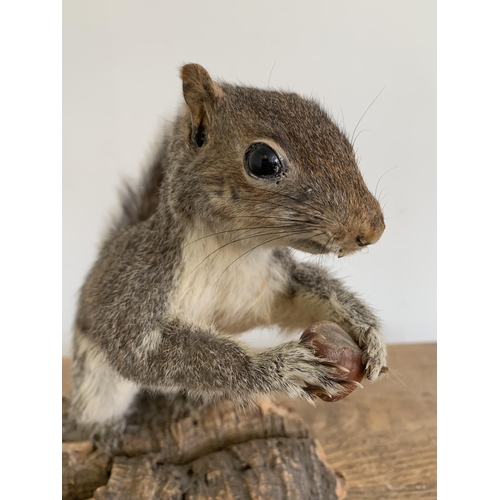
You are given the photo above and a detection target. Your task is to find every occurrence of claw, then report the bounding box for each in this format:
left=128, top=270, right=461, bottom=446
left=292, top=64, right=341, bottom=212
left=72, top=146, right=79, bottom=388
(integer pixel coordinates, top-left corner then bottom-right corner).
left=340, top=379, right=364, bottom=389
left=328, top=377, right=364, bottom=389
left=304, top=385, right=335, bottom=402
left=320, top=360, right=350, bottom=373
left=300, top=332, right=326, bottom=345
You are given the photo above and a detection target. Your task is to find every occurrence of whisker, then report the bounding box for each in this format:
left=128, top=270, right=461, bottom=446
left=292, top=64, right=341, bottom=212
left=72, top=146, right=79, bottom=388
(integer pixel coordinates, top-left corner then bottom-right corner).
left=229, top=214, right=304, bottom=221
left=267, top=186, right=322, bottom=214
left=387, top=368, right=408, bottom=388
left=379, top=193, right=389, bottom=206
left=153, top=113, right=175, bottom=125
left=352, top=128, right=369, bottom=149
left=352, top=86, right=386, bottom=142
left=377, top=186, right=388, bottom=204
left=186, top=227, right=309, bottom=279
left=215, top=229, right=324, bottom=286
left=226, top=215, right=317, bottom=225
left=215, top=192, right=348, bottom=232
left=182, top=208, right=324, bottom=248
left=255, top=186, right=328, bottom=222
left=212, top=190, right=347, bottom=233
left=267, top=62, right=276, bottom=87
left=374, top=166, right=398, bottom=198
left=184, top=223, right=304, bottom=248
left=214, top=195, right=312, bottom=219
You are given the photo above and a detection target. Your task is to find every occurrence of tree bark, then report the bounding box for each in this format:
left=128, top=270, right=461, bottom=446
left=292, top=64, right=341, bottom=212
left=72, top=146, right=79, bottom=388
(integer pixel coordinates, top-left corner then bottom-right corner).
left=62, top=393, right=346, bottom=500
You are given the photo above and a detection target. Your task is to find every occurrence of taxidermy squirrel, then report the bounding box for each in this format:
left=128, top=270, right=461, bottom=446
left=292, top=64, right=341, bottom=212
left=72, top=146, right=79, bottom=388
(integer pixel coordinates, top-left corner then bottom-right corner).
left=70, top=63, right=388, bottom=435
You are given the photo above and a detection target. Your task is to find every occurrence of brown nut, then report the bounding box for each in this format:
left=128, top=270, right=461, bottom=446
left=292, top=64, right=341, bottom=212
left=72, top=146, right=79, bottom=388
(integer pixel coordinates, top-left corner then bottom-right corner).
left=300, top=321, right=364, bottom=402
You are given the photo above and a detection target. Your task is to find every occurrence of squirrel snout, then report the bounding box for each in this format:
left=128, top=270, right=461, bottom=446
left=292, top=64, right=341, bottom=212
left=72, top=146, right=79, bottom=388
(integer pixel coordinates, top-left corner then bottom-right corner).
left=358, top=217, right=385, bottom=244
left=356, top=236, right=371, bottom=247
left=355, top=223, right=385, bottom=247
left=338, top=215, right=385, bottom=257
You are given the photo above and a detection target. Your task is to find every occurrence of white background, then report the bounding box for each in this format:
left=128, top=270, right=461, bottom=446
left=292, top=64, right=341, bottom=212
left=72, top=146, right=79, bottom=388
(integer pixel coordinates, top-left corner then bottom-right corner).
left=63, top=0, right=436, bottom=355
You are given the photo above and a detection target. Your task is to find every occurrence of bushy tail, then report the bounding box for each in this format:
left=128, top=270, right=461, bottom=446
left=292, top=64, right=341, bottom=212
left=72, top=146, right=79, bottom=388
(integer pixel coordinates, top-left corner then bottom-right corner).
left=114, top=142, right=168, bottom=231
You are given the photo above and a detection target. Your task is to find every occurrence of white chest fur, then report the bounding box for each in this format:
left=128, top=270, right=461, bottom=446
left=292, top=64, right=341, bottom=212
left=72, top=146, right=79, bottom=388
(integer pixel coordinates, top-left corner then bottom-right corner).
left=168, top=226, right=286, bottom=334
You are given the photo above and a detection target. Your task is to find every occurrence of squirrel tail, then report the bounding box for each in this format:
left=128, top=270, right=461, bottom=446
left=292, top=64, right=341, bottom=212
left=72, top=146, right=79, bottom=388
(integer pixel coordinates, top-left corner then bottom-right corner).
left=113, top=141, right=168, bottom=231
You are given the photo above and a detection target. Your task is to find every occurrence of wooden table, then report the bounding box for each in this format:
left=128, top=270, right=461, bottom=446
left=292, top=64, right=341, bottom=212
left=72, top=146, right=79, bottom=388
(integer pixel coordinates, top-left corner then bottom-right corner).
left=284, top=343, right=437, bottom=499
left=62, top=343, right=436, bottom=499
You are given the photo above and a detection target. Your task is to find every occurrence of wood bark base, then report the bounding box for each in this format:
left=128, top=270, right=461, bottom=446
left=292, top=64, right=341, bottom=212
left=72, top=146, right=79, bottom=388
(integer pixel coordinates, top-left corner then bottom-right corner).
left=62, top=393, right=346, bottom=500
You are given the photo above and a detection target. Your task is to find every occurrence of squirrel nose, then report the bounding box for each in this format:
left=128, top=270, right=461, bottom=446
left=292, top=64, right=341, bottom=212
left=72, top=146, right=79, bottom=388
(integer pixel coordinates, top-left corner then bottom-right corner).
left=355, top=216, right=385, bottom=248
left=356, top=236, right=371, bottom=247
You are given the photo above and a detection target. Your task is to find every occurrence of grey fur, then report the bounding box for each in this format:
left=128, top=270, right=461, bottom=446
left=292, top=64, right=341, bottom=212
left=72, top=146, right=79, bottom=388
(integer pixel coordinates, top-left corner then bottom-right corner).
left=70, top=64, right=387, bottom=436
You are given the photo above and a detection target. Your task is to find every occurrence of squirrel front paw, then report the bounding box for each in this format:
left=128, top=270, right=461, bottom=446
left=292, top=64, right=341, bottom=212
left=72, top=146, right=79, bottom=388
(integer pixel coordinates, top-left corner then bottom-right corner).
left=256, top=341, right=360, bottom=403
left=356, top=327, right=388, bottom=381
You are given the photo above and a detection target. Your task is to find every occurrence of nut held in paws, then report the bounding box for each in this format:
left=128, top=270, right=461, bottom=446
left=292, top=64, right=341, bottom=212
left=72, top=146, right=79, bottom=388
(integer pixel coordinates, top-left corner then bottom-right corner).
left=300, top=321, right=364, bottom=402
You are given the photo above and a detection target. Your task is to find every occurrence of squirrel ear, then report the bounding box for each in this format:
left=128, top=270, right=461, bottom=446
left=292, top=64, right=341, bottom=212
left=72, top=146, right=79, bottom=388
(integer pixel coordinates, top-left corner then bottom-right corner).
left=180, top=64, right=223, bottom=145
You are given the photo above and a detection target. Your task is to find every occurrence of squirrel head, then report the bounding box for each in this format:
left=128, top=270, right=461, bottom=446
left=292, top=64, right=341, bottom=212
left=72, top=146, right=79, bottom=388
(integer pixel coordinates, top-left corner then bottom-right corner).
left=163, top=63, right=385, bottom=257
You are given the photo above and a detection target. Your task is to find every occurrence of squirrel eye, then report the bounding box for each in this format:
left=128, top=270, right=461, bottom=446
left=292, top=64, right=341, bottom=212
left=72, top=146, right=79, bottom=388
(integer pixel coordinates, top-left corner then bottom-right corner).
left=244, top=143, right=282, bottom=178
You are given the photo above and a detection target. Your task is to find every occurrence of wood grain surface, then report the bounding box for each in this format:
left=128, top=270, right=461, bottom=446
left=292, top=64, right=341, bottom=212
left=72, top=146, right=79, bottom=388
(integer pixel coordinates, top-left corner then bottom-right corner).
left=62, top=343, right=436, bottom=499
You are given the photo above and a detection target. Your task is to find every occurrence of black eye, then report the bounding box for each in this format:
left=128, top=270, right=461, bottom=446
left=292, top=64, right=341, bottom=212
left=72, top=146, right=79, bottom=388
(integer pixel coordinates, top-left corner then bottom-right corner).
left=244, top=143, right=283, bottom=178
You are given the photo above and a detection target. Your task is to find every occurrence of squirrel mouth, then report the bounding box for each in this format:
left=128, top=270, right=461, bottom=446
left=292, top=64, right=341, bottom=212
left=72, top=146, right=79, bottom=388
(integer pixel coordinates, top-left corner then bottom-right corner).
left=292, top=238, right=331, bottom=255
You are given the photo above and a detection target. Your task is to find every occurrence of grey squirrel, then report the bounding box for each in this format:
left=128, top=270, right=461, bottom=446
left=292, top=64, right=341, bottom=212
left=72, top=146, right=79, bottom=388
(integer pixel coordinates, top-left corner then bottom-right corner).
left=70, top=63, right=387, bottom=436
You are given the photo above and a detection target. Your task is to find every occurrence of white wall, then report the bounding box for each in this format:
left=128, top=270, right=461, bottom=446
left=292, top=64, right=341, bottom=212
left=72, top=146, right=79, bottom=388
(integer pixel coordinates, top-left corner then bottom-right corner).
left=63, top=0, right=436, bottom=355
